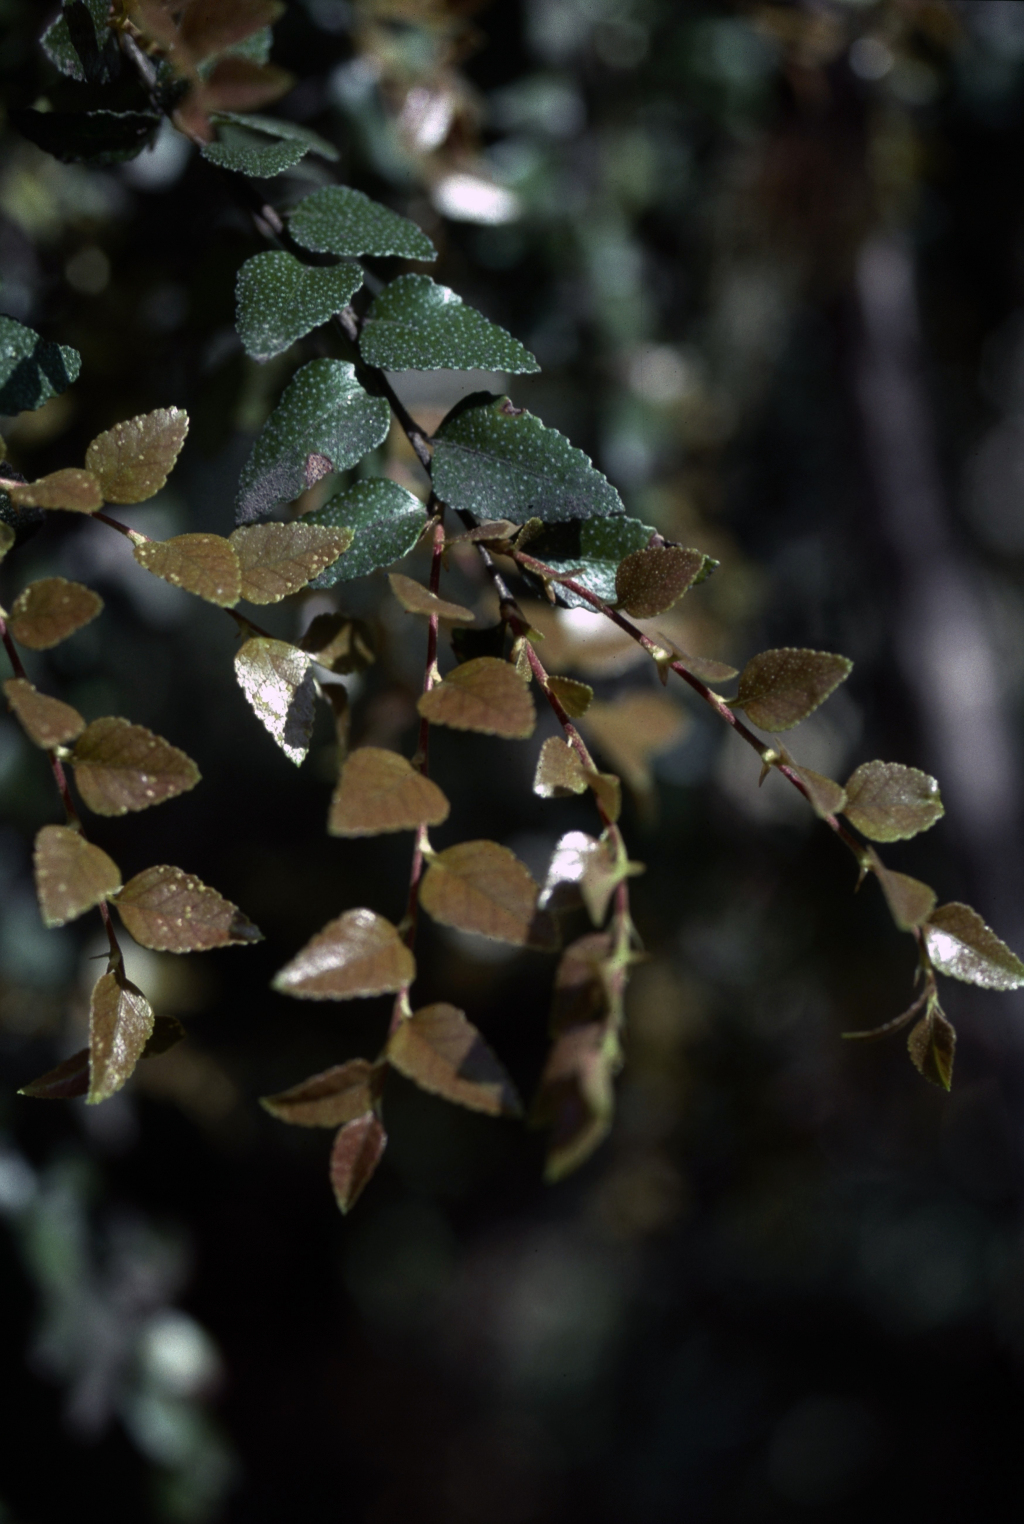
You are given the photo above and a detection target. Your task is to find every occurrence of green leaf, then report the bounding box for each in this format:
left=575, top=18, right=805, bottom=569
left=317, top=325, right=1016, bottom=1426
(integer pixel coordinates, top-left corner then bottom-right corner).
left=843, top=760, right=944, bottom=843
left=923, top=903, right=1024, bottom=990
left=526, top=516, right=655, bottom=608
left=11, top=109, right=160, bottom=166
left=735, top=647, right=853, bottom=732
left=431, top=392, right=624, bottom=526
left=360, top=275, right=539, bottom=374
left=42, top=0, right=119, bottom=84
left=908, top=1004, right=956, bottom=1091
left=202, top=111, right=338, bottom=176
left=0, top=316, right=81, bottom=414
left=305, top=479, right=427, bottom=584
left=288, top=185, right=436, bottom=261
left=235, top=251, right=363, bottom=362
left=236, top=359, right=390, bottom=523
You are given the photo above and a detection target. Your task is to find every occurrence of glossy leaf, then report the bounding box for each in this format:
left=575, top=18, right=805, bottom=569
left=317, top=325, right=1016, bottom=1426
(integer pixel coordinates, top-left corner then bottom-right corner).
left=33, top=824, right=122, bottom=928
left=580, top=691, right=686, bottom=793
left=417, top=656, right=536, bottom=738
left=534, top=737, right=588, bottom=798
left=736, top=648, right=853, bottom=733
left=908, top=1005, right=956, bottom=1091
left=4, top=679, right=86, bottom=748
left=234, top=637, right=316, bottom=765
left=88, top=967, right=155, bottom=1104
left=361, top=275, right=539, bottom=374
left=134, top=533, right=241, bottom=606
left=236, top=360, right=390, bottom=523
left=202, top=111, right=338, bottom=177
left=7, top=578, right=102, bottom=651
left=615, top=545, right=706, bottom=618
left=329, top=1112, right=386, bottom=1213
left=533, top=1024, right=615, bottom=1182
left=8, top=469, right=103, bottom=512
left=547, top=675, right=593, bottom=718
left=72, top=717, right=201, bottom=816
left=230, top=521, right=352, bottom=603
left=538, top=830, right=596, bottom=915
left=261, top=1059, right=383, bottom=1127
left=18, top=1048, right=90, bottom=1100
left=235, top=251, right=363, bottom=362
left=114, top=865, right=262, bottom=952
left=791, top=766, right=846, bottom=820
left=843, top=760, right=944, bottom=843
left=431, top=393, right=624, bottom=526
left=329, top=747, right=450, bottom=836
left=871, top=855, right=937, bottom=932
left=923, top=903, right=1024, bottom=990
left=288, top=185, right=437, bottom=261
left=387, top=1003, right=522, bottom=1116
left=305, top=479, right=427, bottom=586
left=0, top=315, right=80, bottom=414
left=419, top=839, right=557, bottom=947
left=273, top=908, right=415, bottom=999
left=85, top=408, right=189, bottom=503
left=388, top=572, right=474, bottom=622
left=11, top=109, right=160, bottom=166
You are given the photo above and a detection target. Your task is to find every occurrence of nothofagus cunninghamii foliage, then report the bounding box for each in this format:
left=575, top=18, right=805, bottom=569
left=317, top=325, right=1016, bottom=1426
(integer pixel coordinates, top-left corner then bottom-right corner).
left=3, top=0, right=1023, bottom=1218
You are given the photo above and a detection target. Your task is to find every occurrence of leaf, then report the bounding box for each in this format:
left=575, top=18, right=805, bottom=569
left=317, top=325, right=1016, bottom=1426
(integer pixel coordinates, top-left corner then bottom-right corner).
left=328, top=747, right=450, bottom=836
left=143, top=1015, right=186, bottom=1057
left=361, top=275, right=539, bottom=374
left=233, top=636, right=316, bottom=764
left=870, top=853, right=937, bottom=932
left=387, top=1003, right=522, bottom=1117
left=419, top=839, right=557, bottom=948
left=655, top=639, right=738, bottom=685
left=538, top=830, right=597, bottom=914
left=0, top=522, right=14, bottom=562
left=133, top=533, right=242, bottom=606
left=299, top=613, right=375, bottom=673
left=790, top=766, right=846, bottom=820
left=202, top=111, right=338, bottom=176
left=329, top=1112, right=386, bottom=1213
left=71, top=717, right=201, bottom=816
left=42, top=0, right=120, bottom=85
left=586, top=770, right=621, bottom=822
left=304, top=479, right=427, bottom=585
left=18, top=1048, right=90, bottom=1100
left=388, top=572, right=474, bottom=623
left=272, top=908, right=415, bottom=999
left=11, top=109, right=160, bottom=166
left=288, top=185, right=436, bottom=261
left=736, top=648, right=853, bottom=732
left=0, top=315, right=80, bottom=414
left=417, top=656, right=536, bottom=738
left=235, top=252, right=363, bottom=362
left=261, top=1059, right=383, bottom=1127
left=614, top=545, right=706, bottom=619
left=533, top=1024, right=615, bottom=1182
left=236, top=360, right=390, bottom=523
left=547, top=675, right=593, bottom=718
left=8, top=469, right=103, bottom=512
left=88, top=966, right=155, bottom=1104
left=534, top=736, right=588, bottom=798
left=33, top=824, right=122, bottom=928
left=113, top=865, right=262, bottom=952
left=196, top=55, right=293, bottom=115
left=526, top=516, right=663, bottom=608
left=85, top=408, right=189, bottom=503
left=923, top=902, right=1024, bottom=990
left=432, top=392, right=624, bottom=526
left=908, top=1004, right=956, bottom=1091
left=180, top=0, right=284, bottom=59
left=4, top=679, right=86, bottom=748
left=538, top=829, right=639, bottom=922
left=230, top=521, right=352, bottom=603
left=843, top=760, right=944, bottom=843
left=549, top=932, right=614, bottom=1034
left=580, top=691, right=687, bottom=793
left=6, top=578, right=103, bottom=650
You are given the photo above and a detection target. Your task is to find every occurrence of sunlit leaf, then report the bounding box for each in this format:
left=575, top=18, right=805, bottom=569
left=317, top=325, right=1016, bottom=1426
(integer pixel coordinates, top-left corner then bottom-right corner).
left=230, top=521, right=352, bottom=603
left=790, top=765, right=846, bottom=820
left=539, top=830, right=596, bottom=914
left=7, top=577, right=103, bottom=650
left=843, top=760, right=944, bottom=843
left=305, top=479, right=427, bottom=586
left=261, top=1059, right=383, bottom=1127
left=580, top=691, right=686, bottom=793
left=288, top=185, right=437, bottom=261
left=4, top=678, right=85, bottom=748
left=329, top=1112, right=386, bottom=1213
left=85, top=407, right=189, bottom=503
left=328, top=747, right=450, bottom=836
left=388, top=572, right=474, bottom=623
left=417, top=656, right=536, bottom=738
left=18, top=1048, right=90, bottom=1100
left=736, top=648, right=853, bottom=733
left=0, top=315, right=80, bottom=414
left=614, top=545, right=705, bottom=619
left=870, top=853, right=937, bottom=932
left=299, top=612, right=375, bottom=673
left=134, top=533, right=242, bottom=606
left=387, top=1003, right=522, bottom=1116
left=547, top=675, right=593, bottom=718
left=113, top=865, right=262, bottom=952
left=361, top=275, right=539, bottom=374
left=235, top=251, right=363, bottom=362
left=72, top=716, right=201, bottom=816
left=33, top=824, right=122, bottom=928
left=908, top=1004, right=956, bottom=1090
left=233, top=636, right=316, bottom=765
left=533, top=1023, right=615, bottom=1182
left=273, top=908, right=415, bottom=999
left=420, top=839, right=557, bottom=947
left=534, top=736, right=587, bottom=798
left=88, top=966, right=155, bottom=1104
left=8, top=468, right=103, bottom=512
left=923, top=902, right=1024, bottom=990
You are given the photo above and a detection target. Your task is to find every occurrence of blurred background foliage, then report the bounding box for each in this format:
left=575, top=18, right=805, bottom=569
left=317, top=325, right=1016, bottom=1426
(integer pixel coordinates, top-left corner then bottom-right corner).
left=5, top=0, right=1024, bottom=1517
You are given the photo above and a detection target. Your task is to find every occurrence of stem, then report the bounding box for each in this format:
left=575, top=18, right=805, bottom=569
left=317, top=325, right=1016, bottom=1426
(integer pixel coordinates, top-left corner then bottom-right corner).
left=94, top=510, right=148, bottom=541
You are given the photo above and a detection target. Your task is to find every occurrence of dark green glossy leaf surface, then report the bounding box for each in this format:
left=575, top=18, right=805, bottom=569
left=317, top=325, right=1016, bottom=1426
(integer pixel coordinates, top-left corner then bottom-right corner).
left=203, top=112, right=338, bottom=176
left=360, top=275, right=539, bottom=373
left=11, top=109, right=160, bottom=166
left=306, top=479, right=427, bottom=584
left=288, top=186, right=436, bottom=260
left=0, top=317, right=81, bottom=415
left=235, top=251, right=363, bottom=361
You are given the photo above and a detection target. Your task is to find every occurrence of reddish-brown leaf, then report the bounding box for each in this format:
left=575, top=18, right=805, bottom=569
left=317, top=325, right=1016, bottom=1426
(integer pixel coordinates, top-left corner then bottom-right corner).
left=33, top=824, right=122, bottom=928
left=261, top=1059, right=383, bottom=1127
left=230, top=521, right=352, bottom=605
left=843, top=760, right=944, bottom=843
left=8, top=468, right=103, bottom=513
left=18, top=1048, right=90, bottom=1100
left=586, top=769, right=621, bottom=823
left=179, top=0, right=284, bottom=60
left=88, top=966, right=155, bottom=1104
left=908, top=1005, right=956, bottom=1091
left=870, top=851, right=936, bottom=932
left=923, top=902, right=1024, bottom=990
left=420, top=839, right=557, bottom=948
left=615, top=545, right=705, bottom=619
left=197, top=56, right=294, bottom=115
left=329, top=1112, right=386, bottom=1213
left=4, top=678, right=85, bottom=748
left=417, top=657, right=536, bottom=739
left=113, top=865, right=262, bottom=952
left=736, top=647, right=853, bottom=732
left=328, top=747, right=450, bottom=837
left=234, top=636, right=316, bottom=765
left=134, top=533, right=241, bottom=606
left=549, top=933, right=614, bottom=1034
left=791, top=766, right=846, bottom=820
left=86, top=407, right=189, bottom=503
left=273, top=908, right=415, bottom=1000
left=387, top=1003, right=522, bottom=1117
left=388, top=573, right=475, bottom=623
left=72, top=717, right=200, bottom=816
left=7, top=578, right=103, bottom=650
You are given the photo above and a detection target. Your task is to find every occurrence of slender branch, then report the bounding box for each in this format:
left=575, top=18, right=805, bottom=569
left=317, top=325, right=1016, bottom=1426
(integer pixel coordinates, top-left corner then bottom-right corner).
left=94, top=510, right=149, bottom=541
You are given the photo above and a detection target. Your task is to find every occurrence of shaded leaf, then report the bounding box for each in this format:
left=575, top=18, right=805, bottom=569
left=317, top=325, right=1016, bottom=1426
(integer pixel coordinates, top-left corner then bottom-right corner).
left=18, top=1048, right=90, bottom=1100
left=534, top=736, right=588, bottom=798
left=4, top=678, right=85, bottom=748
left=615, top=545, right=705, bottom=619
left=361, top=275, right=539, bottom=374
left=85, top=408, right=189, bottom=503
left=329, top=1112, right=386, bottom=1213
left=329, top=747, right=450, bottom=836
left=0, top=315, right=80, bottom=414
left=7, top=578, right=102, bottom=650
left=305, top=479, right=427, bottom=586
left=134, top=533, right=241, bottom=606
left=11, top=108, right=160, bottom=166
left=113, top=865, right=262, bottom=952
left=432, top=392, right=624, bottom=526
left=299, top=612, right=375, bottom=673
left=233, top=636, right=316, bottom=765
left=230, top=521, right=352, bottom=603
left=202, top=111, right=338, bottom=176
left=417, top=656, right=535, bottom=738
left=736, top=647, right=853, bottom=732
left=143, top=1015, right=187, bottom=1057
left=195, top=55, right=293, bottom=116
left=42, top=0, right=120, bottom=85
left=547, top=675, right=593, bottom=718
left=870, top=853, right=937, bottom=932
left=790, top=766, right=846, bottom=820
left=235, top=251, right=363, bottom=362
left=923, top=902, right=1024, bottom=990
left=908, top=1005, right=956, bottom=1091
left=33, top=824, right=122, bottom=928
left=580, top=691, right=687, bottom=794
left=420, top=839, right=557, bottom=948
left=388, top=572, right=474, bottom=623
left=528, top=517, right=714, bottom=610
left=550, top=933, right=614, bottom=1034
left=236, top=360, right=390, bottom=523
left=577, top=831, right=637, bottom=925
left=88, top=967, right=155, bottom=1104
left=843, top=760, right=944, bottom=843
left=533, top=1024, right=615, bottom=1182
left=586, top=769, right=622, bottom=823
left=72, top=717, right=201, bottom=816
left=0, top=522, right=14, bottom=562
left=654, top=639, right=738, bottom=685
left=288, top=185, right=437, bottom=261
left=273, top=908, right=415, bottom=999
left=387, top=1003, right=522, bottom=1116
left=448, top=519, right=518, bottom=544
left=261, top=1059, right=383, bottom=1127
left=180, top=0, right=284, bottom=59
left=8, top=469, right=103, bottom=512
